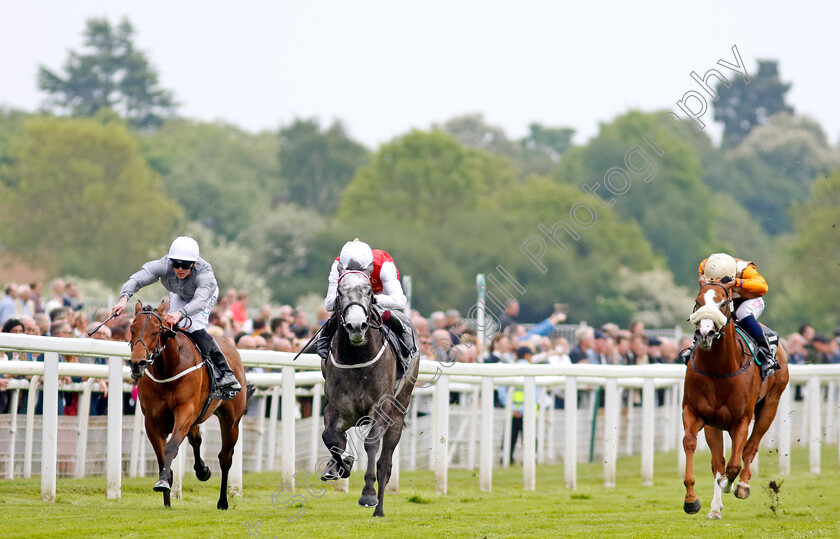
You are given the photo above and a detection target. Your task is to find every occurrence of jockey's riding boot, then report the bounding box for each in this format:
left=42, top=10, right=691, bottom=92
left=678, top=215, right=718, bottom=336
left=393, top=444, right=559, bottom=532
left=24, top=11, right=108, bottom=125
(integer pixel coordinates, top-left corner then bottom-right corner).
left=192, top=329, right=241, bottom=400
left=739, top=315, right=778, bottom=379
left=383, top=311, right=416, bottom=359
left=679, top=335, right=698, bottom=365
left=316, top=315, right=338, bottom=360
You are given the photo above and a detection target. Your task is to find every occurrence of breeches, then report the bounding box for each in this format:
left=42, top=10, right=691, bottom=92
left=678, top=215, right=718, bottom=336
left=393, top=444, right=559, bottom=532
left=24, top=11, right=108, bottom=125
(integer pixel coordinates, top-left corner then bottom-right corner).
left=169, top=286, right=219, bottom=332
left=735, top=297, right=765, bottom=321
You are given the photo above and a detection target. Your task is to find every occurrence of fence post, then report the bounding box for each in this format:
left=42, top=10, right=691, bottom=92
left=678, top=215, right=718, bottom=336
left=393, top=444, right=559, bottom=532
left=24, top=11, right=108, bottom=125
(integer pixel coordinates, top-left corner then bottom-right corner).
left=523, top=376, right=536, bottom=491
left=777, top=382, right=791, bottom=475
left=106, top=355, right=123, bottom=499
left=130, top=405, right=144, bottom=477
left=480, top=376, right=493, bottom=492
left=24, top=375, right=40, bottom=478
left=267, top=385, right=281, bottom=471
left=434, top=375, right=449, bottom=494
left=604, top=378, right=619, bottom=488
left=281, top=366, right=296, bottom=491
left=41, top=352, right=59, bottom=502
left=230, top=424, right=243, bottom=496
left=565, top=376, right=578, bottom=489
left=74, top=379, right=95, bottom=478
left=7, top=388, right=21, bottom=479
left=808, top=375, right=821, bottom=473
left=641, top=378, right=655, bottom=486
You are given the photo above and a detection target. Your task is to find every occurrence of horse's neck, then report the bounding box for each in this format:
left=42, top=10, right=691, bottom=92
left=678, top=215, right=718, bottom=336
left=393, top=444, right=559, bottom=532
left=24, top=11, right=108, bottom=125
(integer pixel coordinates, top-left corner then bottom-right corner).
left=335, top=326, right=382, bottom=363
left=149, top=335, right=192, bottom=379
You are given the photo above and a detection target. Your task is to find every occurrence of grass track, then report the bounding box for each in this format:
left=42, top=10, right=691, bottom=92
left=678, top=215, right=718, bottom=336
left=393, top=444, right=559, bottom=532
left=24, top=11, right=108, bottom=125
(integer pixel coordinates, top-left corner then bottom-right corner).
left=3, top=446, right=839, bottom=538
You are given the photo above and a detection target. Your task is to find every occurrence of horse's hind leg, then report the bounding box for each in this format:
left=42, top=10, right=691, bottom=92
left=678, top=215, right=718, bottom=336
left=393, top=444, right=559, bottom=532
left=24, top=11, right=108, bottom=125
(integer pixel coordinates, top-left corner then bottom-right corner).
left=682, top=407, right=704, bottom=514
left=216, top=407, right=241, bottom=510
left=359, top=418, right=386, bottom=508
left=740, top=384, right=786, bottom=499
left=705, top=427, right=726, bottom=519
left=373, top=416, right=405, bottom=517
left=188, top=424, right=211, bottom=481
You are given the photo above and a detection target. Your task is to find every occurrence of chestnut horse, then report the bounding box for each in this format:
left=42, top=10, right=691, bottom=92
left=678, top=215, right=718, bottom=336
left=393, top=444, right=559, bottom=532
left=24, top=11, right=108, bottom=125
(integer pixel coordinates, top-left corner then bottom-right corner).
left=129, top=301, right=248, bottom=509
left=320, top=268, right=419, bottom=517
left=682, top=281, right=789, bottom=519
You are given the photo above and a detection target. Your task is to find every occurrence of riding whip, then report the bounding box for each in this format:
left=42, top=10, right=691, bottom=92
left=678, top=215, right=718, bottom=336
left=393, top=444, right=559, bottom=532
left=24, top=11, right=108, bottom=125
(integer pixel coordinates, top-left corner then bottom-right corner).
left=87, top=312, right=118, bottom=337
left=292, top=317, right=331, bottom=361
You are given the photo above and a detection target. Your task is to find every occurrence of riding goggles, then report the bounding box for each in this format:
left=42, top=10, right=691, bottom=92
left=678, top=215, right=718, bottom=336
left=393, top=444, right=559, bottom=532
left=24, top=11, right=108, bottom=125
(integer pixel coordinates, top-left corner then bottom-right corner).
left=171, top=259, right=195, bottom=270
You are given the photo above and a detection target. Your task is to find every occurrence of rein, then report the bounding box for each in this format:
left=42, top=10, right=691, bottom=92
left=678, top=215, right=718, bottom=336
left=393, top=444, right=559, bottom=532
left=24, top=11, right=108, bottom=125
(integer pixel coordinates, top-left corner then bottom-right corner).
left=131, top=310, right=202, bottom=384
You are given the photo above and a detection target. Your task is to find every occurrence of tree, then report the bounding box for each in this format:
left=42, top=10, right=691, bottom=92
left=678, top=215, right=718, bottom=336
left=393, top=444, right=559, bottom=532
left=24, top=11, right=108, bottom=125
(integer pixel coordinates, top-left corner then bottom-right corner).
left=439, top=113, right=520, bottom=159
left=140, top=120, right=280, bottom=241
left=339, top=129, right=516, bottom=225
left=555, top=110, right=714, bottom=285
left=714, top=60, right=793, bottom=148
left=278, top=119, right=369, bottom=213
left=519, top=123, right=576, bottom=177
left=0, top=116, right=182, bottom=284
left=770, top=172, right=840, bottom=332
left=38, top=18, right=176, bottom=130
left=703, top=113, right=837, bottom=235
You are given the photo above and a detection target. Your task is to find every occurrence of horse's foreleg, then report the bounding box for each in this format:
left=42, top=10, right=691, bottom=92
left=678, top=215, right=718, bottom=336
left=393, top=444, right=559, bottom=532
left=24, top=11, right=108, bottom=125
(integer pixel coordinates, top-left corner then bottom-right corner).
left=322, top=405, right=351, bottom=480
left=682, top=406, right=704, bottom=514
left=373, top=416, right=405, bottom=517
left=216, top=410, right=240, bottom=510
left=705, top=427, right=726, bottom=519
left=145, top=416, right=171, bottom=508
left=157, top=407, right=197, bottom=495
left=188, top=424, right=211, bottom=481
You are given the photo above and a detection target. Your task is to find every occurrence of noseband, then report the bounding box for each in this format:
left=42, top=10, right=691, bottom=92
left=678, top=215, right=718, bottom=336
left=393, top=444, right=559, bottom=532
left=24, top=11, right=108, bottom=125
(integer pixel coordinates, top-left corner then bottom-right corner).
left=690, top=282, right=734, bottom=341
left=130, top=310, right=174, bottom=369
left=336, top=271, right=380, bottom=329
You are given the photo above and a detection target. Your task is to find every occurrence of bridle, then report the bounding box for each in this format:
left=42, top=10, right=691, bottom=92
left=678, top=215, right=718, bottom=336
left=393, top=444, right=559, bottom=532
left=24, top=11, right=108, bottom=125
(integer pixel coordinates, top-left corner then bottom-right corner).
left=129, top=310, right=175, bottom=376
left=691, top=281, right=734, bottom=342
left=336, top=270, right=381, bottom=330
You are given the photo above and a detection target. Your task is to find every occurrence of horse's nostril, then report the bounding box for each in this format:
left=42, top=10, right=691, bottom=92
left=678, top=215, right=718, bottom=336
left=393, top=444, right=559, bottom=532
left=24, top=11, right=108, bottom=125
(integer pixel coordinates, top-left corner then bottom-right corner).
left=344, top=323, right=354, bottom=333
left=360, top=322, right=368, bottom=332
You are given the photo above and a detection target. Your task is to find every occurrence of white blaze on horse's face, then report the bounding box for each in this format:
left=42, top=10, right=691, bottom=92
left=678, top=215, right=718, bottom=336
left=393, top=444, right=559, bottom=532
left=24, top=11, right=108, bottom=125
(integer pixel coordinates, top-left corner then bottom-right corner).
left=338, top=272, right=372, bottom=346
left=697, top=289, right=718, bottom=337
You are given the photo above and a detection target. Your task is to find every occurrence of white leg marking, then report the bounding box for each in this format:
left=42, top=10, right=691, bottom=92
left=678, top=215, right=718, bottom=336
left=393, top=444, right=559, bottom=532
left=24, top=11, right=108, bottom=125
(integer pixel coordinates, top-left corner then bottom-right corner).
left=708, top=472, right=724, bottom=519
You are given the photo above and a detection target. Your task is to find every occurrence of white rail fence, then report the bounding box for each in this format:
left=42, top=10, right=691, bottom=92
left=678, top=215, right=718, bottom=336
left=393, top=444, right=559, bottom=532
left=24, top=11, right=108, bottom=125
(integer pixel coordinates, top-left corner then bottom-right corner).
left=1, top=333, right=839, bottom=502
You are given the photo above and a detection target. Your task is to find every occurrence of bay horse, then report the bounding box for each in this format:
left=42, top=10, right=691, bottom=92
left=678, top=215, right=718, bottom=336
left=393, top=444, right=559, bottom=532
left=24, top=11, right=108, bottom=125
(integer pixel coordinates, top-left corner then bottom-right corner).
left=320, top=267, right=419, bottom=517
left=129, top=301, right=249, bottom=509
left=682, top=281, right=789, bottom=519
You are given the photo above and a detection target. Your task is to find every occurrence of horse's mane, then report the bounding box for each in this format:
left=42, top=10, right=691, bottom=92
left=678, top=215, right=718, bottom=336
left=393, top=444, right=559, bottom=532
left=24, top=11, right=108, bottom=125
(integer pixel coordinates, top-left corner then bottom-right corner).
left=141, top=304, right=156, bottom=312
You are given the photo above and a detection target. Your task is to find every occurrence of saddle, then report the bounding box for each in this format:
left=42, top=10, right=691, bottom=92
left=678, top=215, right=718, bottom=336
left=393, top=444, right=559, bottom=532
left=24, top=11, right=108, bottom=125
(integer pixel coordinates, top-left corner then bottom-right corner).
left=734, top=323, right=779, bottom=363
left=380, top=324, right=411, bottom=382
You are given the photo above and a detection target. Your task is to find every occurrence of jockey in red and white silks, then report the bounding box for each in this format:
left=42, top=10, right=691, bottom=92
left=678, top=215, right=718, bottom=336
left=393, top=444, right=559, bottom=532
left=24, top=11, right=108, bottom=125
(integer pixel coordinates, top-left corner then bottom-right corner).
left=324, top=241, right=407, bottom=312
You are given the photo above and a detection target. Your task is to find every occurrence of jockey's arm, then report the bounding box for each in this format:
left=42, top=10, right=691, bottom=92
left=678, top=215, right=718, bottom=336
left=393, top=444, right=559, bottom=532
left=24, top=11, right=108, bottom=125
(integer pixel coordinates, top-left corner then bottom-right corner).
left=375, top=262, right=407, bottom=310
left=737, top=264, right=768, bottom=297
left=323, top=261, right=340, bottom=312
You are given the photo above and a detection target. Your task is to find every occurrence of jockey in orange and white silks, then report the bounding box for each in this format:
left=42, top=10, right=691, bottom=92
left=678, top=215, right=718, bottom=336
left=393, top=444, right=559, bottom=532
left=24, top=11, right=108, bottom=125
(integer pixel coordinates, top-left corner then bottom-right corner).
left=695, top=252, right=779, bottom=376
left=317, top=239, right=415, bottom=369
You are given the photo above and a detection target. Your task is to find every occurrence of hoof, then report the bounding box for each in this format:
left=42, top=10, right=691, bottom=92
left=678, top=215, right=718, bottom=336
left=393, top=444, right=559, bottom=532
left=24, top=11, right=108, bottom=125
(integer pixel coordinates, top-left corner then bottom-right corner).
left=683, top=499, right=701, bottom=514
left=217, top=500, right=228, bottom=510
left=717, top=476, right=732, bottom=494
left=153, top=479, right=171, bottom=493
left=734, top=482, right=750, bottom=499
left=195, top=465, right=212, bottom=482
left=358, top=495, right=379, bottom=507
left=706, top=511, right=722, bottom=520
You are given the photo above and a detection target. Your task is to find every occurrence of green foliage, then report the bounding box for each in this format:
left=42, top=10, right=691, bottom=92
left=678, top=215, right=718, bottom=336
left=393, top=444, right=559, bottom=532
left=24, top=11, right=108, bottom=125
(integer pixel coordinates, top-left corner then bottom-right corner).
left=714, top=60, right=794, bottom=147
left=139, top=119, right=280, bottom=241
left=518, top=122, right=576, bottom=177
left=555, top=110, right=713, bottom=286
left=613, top=267, right=694, bottom=329
left=773, top=171, right=840, bottom=332
left=0, top=116, right=182, bottom=285
left=38, top=18, right=176, bottom=130
left=0, top=108, right=28, bottom=173
left=439, top=113, right=521, bottom=159
left=278, top=118, right=369, bottom=213
left=704, top=113, right=837, bottom=235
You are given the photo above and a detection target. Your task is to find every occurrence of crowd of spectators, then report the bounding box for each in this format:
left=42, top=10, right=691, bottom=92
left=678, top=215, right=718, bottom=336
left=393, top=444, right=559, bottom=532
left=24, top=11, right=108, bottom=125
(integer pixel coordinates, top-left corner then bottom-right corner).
left=3, top=281, right=840, bottom=420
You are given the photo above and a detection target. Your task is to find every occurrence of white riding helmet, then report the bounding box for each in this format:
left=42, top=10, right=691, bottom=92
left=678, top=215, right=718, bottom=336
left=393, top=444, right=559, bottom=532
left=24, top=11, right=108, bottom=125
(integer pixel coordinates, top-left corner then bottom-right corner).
left=704, top=253, right=737, bottom=280
left=168, top=236, right=200, bottom=262
left=339, top=239, right=373, bottom=270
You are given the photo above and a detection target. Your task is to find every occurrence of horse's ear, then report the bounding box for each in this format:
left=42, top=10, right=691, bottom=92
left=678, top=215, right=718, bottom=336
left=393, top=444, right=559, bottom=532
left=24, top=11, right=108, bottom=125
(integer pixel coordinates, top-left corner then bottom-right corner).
left=134, top=301, right=143, bottom=314
left=337, top=262, right=345, bottom=275
left=156, top=300, right=167, bottom=315
left=363, top=265, right=373, bottom=277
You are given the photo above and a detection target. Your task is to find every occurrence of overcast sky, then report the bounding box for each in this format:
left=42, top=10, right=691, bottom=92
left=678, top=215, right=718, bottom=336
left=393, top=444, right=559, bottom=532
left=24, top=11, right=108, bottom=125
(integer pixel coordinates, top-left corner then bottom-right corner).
left=1, top=1, right=837, bottom=149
